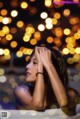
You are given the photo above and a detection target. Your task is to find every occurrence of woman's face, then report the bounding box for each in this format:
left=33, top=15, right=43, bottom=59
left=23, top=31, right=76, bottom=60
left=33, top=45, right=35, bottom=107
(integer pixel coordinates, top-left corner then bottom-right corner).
left=26, top=54, right=38, bottom=82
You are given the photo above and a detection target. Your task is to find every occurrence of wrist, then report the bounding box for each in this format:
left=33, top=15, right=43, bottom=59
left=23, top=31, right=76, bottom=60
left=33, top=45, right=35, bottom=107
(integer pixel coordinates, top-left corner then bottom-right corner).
left=38, top=63, right=43, bottom=72
left=44, top=62, right=53, bottom=69
left=36, top=72, right=43, bottom=76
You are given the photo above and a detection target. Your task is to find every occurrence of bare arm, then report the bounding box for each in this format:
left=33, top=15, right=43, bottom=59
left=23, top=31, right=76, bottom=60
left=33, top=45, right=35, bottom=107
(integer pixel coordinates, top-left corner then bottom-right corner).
left=38, top=47, right=68, bottom=108
left=45, top=62, right=68, bottom=108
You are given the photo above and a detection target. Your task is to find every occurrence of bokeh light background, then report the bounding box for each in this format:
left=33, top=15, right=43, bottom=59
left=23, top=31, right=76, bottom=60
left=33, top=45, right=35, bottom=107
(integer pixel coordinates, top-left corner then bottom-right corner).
left=0, top=0, right=80, bottom=110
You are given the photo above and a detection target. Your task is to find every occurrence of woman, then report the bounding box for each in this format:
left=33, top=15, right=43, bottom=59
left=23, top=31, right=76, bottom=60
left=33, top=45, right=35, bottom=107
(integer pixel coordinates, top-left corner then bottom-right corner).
left=14, top=46, right=76, bottom=115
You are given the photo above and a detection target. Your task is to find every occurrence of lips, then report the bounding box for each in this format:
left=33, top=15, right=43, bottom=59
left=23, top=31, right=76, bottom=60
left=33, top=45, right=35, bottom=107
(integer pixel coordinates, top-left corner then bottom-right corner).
left=26, top=72, right=31, bottom=77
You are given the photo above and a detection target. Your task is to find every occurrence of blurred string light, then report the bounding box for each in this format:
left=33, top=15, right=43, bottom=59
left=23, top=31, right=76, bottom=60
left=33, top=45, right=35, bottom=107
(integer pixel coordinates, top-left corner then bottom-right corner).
left=38, top=24, right=45, bottom=31
left=40, top=12, right=48, bottom=19
left=10, top=41, right=17, bottom=48
left=0, top=76, right=7, bottom=83
left=4, top=49, right=10, bottom=55
left=6, top=34, right=13, bottom=41
left=34, top=31, right=41, bottom=41
left=2, top=26, right=10, bottom=34
left=1, top=9, right=8, bottom=16
left=30, top=39, right=37, bottom=45
left=0, top=48, right=4, bottom=55
left=0, top=69, right=5, bottom=76
left=20, top=2, right=28, bottom=9
left=54, top=12, right=61, bottom=19
left=17, top=21, right=24, bottom=28
left=64, top=28, right=71, bottom=35
left=63, top=9, right=70, bottom=17
left=16, top=50, right=23, bottom=57
left=45, top=0, right=52, bottom=7
left=2, top=17, right=9, bottom=24
left=10, top=10, right=18, bottom=17
left=47, top=36, right=54, bottom=43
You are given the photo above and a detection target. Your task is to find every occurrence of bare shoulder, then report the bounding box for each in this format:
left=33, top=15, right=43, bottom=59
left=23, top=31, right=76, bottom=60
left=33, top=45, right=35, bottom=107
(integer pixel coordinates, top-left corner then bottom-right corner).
left=14, top=85, right=30, bottom=96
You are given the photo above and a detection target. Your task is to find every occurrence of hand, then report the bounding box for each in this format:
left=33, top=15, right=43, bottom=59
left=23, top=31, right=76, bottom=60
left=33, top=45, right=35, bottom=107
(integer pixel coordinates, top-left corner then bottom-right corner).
left=37, top=47, right=52, bottom=68
left=35, top=46, right=43, bottom=71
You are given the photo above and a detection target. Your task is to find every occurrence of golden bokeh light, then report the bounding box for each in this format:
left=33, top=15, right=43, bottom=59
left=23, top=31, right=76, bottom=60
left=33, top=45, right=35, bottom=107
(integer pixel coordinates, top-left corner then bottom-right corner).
left=6, top=34, right=13, bottom=41
left=30, top=39, right=37, bottom=45
left=10, top=41, right=17, bottom=48
left=23, top=49, right=33, bottom=55
left=65, top=37, right=75, bottom=43
left=23, top=35, right=30, bottom=42
left=34, top=31, right=41, bottom=41
left=38, top=24, right=45, bottom=31
left=45, top=0, right=52, bottom=7
left=11, top=10, right=18, bottom=17
left=75, top=47, right=80, bottom=54
left=0, top=30, right=5, bottom=37
left=2, top=17, right=9, bottom=24
left=52, top=18, right=58, bottom=25
left=1, top=9, right=8, bottom=16
left=0, top=76, right=7, bottom=83
left=74, top=33, right=80, bottom=39
left=25, top=27, right=35, bottom=34
left=69, top=17, right=79, bottom=25
left=54, top=13, right=61, bottom=19
left=16, top=51, right=23, bottom=57
left=0, top=69, right=5, bottom=76
left=4, top=49, right=10, bottom=55
left=22, top=48, right=28, bottom=55
left=0, top=48, right=4, bottom=55
left=64, top=28, right=71, bottom=35
left=53, top=38, right=62, bottom=47
left=54, top=27, right=63, bottom=37
left=40, top=12, right=48, bottom=19
left=25, top=56, right=30, bottom=61
left=62, top=48, right=69, bottom=55
left=47, top=37, right=54, bottom=43
left=46, top=23, right=53, bottom=29
left=45, top=18, right=52, bottom=23
left=2, top=26, right=10, bottom=34
left=63, top=9, right=70, bottom=17
left=21, top=2, right=28, bottom=9
left=69, top=48, right=75, bottom=55
left=67, top=58, right=74, bottom=64
left=67, top=43, right=75, bottom=49
left=73, top=54, right=80, bottom=62
left=4, top=54, right=11, bottom=60
left=17, top=21, right=24, bottom=27
left=0, top=16, right=3, bottom=22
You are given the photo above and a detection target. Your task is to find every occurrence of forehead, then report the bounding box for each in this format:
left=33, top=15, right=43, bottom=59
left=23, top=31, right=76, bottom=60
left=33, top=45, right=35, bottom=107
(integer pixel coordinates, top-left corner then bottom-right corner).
left=31, top=54, right=36, bottom=60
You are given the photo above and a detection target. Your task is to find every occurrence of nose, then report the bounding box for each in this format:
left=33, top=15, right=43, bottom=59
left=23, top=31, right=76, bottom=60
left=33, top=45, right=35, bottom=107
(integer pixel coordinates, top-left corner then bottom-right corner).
left=26, top=62, right=31, bottom=70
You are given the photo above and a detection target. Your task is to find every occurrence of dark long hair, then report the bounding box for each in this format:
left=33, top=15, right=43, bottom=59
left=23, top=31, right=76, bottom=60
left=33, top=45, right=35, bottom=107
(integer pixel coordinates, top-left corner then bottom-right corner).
left=27, top=46, right=69, bottom=107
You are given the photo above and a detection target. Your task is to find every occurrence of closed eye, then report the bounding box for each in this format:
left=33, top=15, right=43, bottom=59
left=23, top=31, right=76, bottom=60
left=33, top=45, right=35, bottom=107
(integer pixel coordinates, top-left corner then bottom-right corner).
left=33, top=61, right=37, bottom=64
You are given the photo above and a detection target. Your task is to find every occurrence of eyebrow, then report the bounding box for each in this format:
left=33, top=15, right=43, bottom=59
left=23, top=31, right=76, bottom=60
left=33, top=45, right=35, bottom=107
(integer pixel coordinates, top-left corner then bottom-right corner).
left=31, top=57, right=37, bottom=61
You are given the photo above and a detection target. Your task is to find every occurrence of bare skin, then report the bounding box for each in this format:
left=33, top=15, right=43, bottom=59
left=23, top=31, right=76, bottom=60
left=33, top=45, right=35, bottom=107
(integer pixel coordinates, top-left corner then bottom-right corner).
left=14, top=47, right=68, bottom=110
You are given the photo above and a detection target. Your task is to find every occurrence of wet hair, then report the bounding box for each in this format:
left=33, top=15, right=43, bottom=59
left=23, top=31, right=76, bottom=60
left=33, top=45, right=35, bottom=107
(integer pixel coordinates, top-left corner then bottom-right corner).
left=26, top=46, right=69, bottom=107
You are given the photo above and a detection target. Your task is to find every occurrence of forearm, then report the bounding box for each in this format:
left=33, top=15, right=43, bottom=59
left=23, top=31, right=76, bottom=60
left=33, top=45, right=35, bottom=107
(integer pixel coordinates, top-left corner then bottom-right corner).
left=45, top=62, right=68, bottom=107
left=32, top=63, right=45, bottom=108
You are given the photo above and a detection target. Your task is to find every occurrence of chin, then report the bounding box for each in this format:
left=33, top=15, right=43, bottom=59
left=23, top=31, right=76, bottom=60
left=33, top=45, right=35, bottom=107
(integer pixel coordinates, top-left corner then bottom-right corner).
left=26, top=78, right=35, bottom=83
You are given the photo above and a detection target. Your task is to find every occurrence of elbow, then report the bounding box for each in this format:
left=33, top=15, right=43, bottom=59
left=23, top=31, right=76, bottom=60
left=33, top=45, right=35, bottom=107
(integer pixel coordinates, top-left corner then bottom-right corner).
left=59, top=100, right=68, bottom=108
left=33, top=101, right=44, bottom=110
